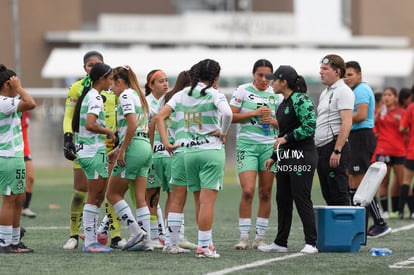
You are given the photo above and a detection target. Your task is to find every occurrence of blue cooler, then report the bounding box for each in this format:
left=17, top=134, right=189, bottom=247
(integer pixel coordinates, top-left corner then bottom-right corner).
left=314, top=206, right=366, bottom=252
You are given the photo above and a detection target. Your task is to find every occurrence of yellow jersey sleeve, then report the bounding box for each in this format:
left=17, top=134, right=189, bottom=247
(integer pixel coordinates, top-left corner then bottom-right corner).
left=63, top=79, right=83, bottom=134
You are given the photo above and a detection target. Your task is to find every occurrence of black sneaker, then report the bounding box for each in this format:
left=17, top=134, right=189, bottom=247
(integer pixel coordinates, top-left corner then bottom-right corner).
left=11, top=242, right=34, bottom=253
left=0, top=245, right=12, bottom=253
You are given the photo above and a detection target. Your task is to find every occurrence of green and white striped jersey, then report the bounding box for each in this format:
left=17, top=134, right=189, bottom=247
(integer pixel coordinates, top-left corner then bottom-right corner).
left=118, top=88, right=149, bottom=143
left=230, top=83, right=283, bottom=144
left=75, top=88, right=106, bottom=158
left=167, top=83, right=229, bottom=150
left=0, top=96, right=23, bottom=157
left=147, top=93, right=170, bottom=157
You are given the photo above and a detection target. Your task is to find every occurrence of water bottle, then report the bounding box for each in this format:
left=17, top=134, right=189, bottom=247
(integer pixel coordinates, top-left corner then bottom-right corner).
left=262, top=123, right=270, bottom=136
left=369, top=248, right=393, bottom=256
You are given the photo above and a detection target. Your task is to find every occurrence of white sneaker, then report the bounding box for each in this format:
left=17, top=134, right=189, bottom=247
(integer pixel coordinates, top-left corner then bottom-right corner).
left=162, top=245, right=190, bottom=254
left=151, top=239, right=164, bottom=249
left=111, top=238, right=127, bottom=249
left=234, top=237, right=250, bottom=250
left=179, top=239, right=197, bottom=250
left=382, top=211, right=390, bottom=219
left=21, top=208, right=37, bottom=218
left=258, top=242, right=288, bottom=253
left=252, top=238, right=266, bottom=249
left=300, top=244, right=318, bottom=254
left=126, top=240, right=154, bottom=252
left=196, top=246, right=220, bottom=258
left=63, top=237, right=78, bottom=250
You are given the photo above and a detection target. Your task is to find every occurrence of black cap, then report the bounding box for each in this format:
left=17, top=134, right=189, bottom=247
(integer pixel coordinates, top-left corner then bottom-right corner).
left=265, top=65, right=298, bottom=84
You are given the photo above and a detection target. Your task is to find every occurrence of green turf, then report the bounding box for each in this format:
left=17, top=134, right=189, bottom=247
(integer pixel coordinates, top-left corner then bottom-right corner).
left=1, top=167, right=414, bottom=274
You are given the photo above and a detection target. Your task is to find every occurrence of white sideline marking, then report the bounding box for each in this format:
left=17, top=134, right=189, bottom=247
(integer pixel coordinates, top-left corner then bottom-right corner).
left=390, top=223, right=414, bottom=233
left=389, top=257, right=414, bottom=269
left=204, top=253, right=304, bottom=275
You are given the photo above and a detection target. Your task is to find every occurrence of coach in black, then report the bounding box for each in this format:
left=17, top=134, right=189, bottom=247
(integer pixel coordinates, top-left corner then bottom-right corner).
left=259, top=65, right=318, bottom=254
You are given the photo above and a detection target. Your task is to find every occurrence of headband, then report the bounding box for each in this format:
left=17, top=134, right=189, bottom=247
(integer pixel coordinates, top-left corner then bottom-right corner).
left=149, top=70, right=165, bottom=85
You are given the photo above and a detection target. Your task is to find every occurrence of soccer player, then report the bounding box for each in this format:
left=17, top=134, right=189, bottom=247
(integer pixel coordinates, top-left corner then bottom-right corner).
left=71, top=62, right=115, bottom=253
left=156, top=59, right=233, bottom=258
left=230, top=59, right=282, bottom=250
left=0, top=64, right=36, bottom=253
left=106, top=65, right=151, bottom=251
left=62, top=51, right=125, bottom=250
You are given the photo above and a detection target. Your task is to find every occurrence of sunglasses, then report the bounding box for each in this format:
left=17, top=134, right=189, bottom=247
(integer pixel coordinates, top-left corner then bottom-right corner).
left=321, top=57, right=341, bottom=69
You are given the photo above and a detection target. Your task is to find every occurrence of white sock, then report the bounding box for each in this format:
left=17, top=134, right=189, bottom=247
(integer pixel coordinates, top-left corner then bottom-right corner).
left=150, top=215, right=158, bottom=240
left=168, top=212, right=183, bottom=246
left=239, top=218, right=251, bottom=239
left=97, top=215, right=110, bottom=237
left=136, top=206, right=151, bottom=240
left=157, top=204, right=166, bottom=236
left=198, top=229, right=211, bottom=249
left=255, top=217, right=269, bottom=240
left=11, top=227, right=20, bottom=245
left=0, top=225, right=12, bottom=247
left=83, top=204, right=100, bottom=247
left=113, top=200, right=141, bottom=237
left=179, top=214, right=185, bottom=242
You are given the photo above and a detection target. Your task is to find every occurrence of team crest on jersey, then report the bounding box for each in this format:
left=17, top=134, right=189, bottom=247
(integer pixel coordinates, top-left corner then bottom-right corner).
left=148, top=175, right=155, bottom=185
left=17, top=180, right=24, bottom=190
left=284, top=106, right=290, bottom=115
left=268, top=96, right=275, bottom=105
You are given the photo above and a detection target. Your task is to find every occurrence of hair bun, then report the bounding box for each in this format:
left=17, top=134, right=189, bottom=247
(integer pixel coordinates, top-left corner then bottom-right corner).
left=0, top=64, right=7, bottom=72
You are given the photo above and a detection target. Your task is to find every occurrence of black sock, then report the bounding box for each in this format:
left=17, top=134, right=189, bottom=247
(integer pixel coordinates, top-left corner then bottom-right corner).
left=399, top=185, right=410, bottom=213
left=370, top=197, right=386, bottom=227
left=391, top=196, right=399, bottom=213
left=379, top=196, right=388, bottom=212
left=23, top=192, right=32, bottom=209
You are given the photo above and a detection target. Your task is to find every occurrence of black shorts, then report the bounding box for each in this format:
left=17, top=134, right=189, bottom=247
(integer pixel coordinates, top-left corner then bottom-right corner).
left=404, top=159, right=414, bottom=171
left=348, top=128, right=376, bottom=175
left=376, top=155, right=405, bottom=166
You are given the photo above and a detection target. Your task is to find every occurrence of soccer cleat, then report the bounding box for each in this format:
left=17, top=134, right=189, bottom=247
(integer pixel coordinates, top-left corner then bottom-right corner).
left=122, top=231, right=146, bottom=250
left=252, top=238, right=266, bottom=249
left=151, top=239, right=164, bottom=249
left=63, top=237, right=78, bottom=250
left=367, top=225, right=392, bottom=238
left=21, top=208, right=37, bottom=218
left=234, top=237, right=250, bottom=250
left=179, top=239, right=197, bottom=250
left=110, top=237, right=127, bottom=249
left=381, top=211, right=390, bottom=219
left=11, top=242, right=34, bottom=253
left=162, top=245, right=190, bottom=254
left=257, top=242, right=288, bottom=253
left=82, top=242, right=113, bottom=253
left=196, top=246, right=220, bottom=258
left=158, top=234, right=166, bottom=245
left=389, top=212, right=399, bottom=219
left=126, top=240, right=154, bottom=252
left=300, top=244, right=318, bottom=254
left=0, top=245, right=12, bottom=253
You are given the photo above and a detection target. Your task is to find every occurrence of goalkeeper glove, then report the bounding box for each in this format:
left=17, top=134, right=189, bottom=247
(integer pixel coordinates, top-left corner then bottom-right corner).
left=63, top=132, right=76, bottom=161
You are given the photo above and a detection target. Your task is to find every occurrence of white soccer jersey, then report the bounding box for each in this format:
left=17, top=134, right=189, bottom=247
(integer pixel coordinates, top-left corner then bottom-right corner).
left=0, top=96, right=23, bottom=157
left=118, top=88, right=149, bottom=142
left=75, top=88, right=106, bottom=158
left=167, top=83, right=229, bottom=150
left=147, top=93, right=170, bottom=156
left=229, top=83, right=283, bottom=144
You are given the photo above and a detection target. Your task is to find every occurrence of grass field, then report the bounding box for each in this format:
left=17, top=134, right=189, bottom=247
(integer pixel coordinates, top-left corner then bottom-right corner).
left=2, top=166, right=414, bottom=275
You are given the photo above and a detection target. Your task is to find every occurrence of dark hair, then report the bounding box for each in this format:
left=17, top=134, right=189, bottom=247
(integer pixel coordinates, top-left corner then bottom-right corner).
left=0, top=64, right=17, bottom=90
left=145, top=69, right=162, bottom=96
left=252, top=59, right=273, bottom=74
left=72, top=63, right=112, bottom=132
left=384, top=86, right=398, bottom=97
left=188, top=59, right=220, bottom=97
left=163, top=70, right=191, bottom=105
left=374, top=92, right=382, bottom=104
left=83, top=51, right=104, bottom=65
left=295, top=76, right=308, bottom=93
left=345, top=61, right=361, bottom=73
left=398, top=87, right=411, bottom=106
left=112, top=65, right=149, bottom=116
